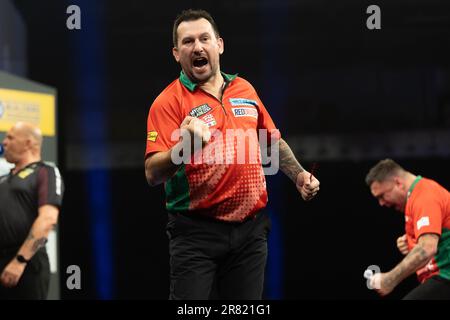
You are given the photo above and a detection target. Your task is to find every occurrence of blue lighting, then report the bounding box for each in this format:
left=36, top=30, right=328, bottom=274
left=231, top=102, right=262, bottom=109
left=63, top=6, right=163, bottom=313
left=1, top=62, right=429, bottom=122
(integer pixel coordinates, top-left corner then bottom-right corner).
left=261, top=0, right=289, bottom=299
left=88, top=170, right=113, bottom=299
left=68, top=0, right=114, bottom=299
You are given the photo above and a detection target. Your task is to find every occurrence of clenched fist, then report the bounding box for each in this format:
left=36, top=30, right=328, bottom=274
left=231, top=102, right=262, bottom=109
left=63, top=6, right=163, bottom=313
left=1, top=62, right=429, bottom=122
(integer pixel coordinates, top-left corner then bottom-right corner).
left=396, top=234, right=409, bottom=255
left=180, top=116, right=211, bottom=144
left=296, top=171, right=320, bottom=201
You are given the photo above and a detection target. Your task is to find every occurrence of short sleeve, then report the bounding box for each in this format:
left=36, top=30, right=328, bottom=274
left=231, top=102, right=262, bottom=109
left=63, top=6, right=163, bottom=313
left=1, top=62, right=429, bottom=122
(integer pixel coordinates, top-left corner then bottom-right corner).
left=37, top=165, right=64, bottom=208
left=145, top=97, right=183, bottom=158
left=251, top=87, right=281, bottom=144
left=412, top=190, right=443, bottom=238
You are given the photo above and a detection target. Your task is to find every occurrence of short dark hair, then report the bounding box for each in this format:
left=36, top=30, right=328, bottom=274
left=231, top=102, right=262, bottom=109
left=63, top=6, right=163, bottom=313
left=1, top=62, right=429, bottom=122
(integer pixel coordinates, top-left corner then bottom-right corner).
left=365, top=158, right=406, bottom=186
left=173, top=9, right=220, bottom=47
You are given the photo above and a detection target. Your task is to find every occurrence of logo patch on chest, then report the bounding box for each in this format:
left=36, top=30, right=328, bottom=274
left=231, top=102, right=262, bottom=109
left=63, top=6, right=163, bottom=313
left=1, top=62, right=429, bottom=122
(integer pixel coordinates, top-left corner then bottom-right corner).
left=200, top=114, right=217, bottom=127
left=229, top=98, right=258, bottom=107
left=231, top=107, right=258, bottom=119
left=189, top=104, right=212, bottom=118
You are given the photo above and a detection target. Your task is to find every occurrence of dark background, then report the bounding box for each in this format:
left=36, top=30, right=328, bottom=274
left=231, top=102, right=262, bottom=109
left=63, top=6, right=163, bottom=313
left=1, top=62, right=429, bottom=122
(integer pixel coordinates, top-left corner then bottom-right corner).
left=7, top=0, right=450, bottom=299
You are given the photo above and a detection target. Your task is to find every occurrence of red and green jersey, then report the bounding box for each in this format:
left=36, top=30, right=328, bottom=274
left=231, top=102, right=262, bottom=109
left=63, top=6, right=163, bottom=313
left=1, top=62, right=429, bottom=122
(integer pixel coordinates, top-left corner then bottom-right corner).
left=405, top=176, right=450, bottom=282
left=145, top=71, right=280, bottom=222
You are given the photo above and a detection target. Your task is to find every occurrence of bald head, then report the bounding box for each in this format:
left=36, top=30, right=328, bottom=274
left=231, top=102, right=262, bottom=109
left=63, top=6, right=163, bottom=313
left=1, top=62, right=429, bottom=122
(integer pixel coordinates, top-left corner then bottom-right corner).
left=2, top=122, right=43, bottom=167
left=13, top=121, right=43, bottom=150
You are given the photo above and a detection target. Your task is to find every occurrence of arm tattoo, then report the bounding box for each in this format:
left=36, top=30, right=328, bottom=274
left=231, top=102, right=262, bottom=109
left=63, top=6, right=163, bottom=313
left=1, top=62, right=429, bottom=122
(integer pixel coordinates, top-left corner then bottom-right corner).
left=384, top=244, right=430, bottom=287
left=31, top=238, right=48, bottom=253
left=26, top=232, right=35, bottom=241
left=278, top=139, right=304, bottom=183
left=26, top=232, right=48, bottom=253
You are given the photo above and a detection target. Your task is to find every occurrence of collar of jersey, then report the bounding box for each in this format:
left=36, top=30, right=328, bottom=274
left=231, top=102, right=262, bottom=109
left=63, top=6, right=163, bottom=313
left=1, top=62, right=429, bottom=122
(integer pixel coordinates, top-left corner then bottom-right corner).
left=407, top=175, right=422, bottom=199
left=179, top=70, right=238, bottom=92
left=11, top=161, right=43, bottom=176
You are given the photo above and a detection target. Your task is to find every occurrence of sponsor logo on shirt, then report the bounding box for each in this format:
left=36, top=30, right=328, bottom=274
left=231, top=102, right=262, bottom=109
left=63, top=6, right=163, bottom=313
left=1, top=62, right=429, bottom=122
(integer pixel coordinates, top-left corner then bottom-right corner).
left=417, top=216, right=430, bottom=230
left=0, top=101, right=4, bottom=118
left=18, top=168, right=35, bottom=179
left=147, top=131, right=158, bottom=142
left=189, top=104, right=212, bottom=118
left=232, top=107, right=258, bottom=119
left=201, top=114, right=216, bottom=127
left=229, top=98, right=258, bottom=107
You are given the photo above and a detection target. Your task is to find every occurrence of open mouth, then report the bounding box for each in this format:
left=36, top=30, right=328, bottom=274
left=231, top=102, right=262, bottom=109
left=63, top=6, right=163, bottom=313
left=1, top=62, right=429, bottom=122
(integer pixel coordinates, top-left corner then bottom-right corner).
left=193, top=57, right=208, bottom=68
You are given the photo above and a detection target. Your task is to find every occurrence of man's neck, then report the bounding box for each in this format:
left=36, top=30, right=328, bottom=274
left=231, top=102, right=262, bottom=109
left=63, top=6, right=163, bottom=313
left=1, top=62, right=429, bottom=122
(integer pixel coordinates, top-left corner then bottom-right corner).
left=404, top=172, right=418, bottom=192
left=198, top=71, right=225, bottom=101
left=13, top=155, right=41, bottom=174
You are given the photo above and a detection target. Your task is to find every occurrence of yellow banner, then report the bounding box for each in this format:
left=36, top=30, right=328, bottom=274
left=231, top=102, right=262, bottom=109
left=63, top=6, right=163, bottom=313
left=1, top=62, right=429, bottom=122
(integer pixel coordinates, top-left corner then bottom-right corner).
left=0, top=88, right=55, bottom=136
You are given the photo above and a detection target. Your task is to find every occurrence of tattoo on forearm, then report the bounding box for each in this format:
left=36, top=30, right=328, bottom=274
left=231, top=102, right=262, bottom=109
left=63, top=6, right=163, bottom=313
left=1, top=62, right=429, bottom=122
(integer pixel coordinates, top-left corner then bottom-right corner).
left=25, top=232, right=48, bottom=253
left=26, top=233, right=35, bottom=241
left=385, top=244, right=430, bottom=286
left=31, top=238, right=48, bottom=253
left=278, top=139, right=304, bottom=183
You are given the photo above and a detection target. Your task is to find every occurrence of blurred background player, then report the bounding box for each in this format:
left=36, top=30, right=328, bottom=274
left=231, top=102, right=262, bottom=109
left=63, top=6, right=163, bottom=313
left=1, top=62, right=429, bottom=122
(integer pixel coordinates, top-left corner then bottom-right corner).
left=0, top=122, right=64, bottom=299
left=366, top=159, right=450, bottom=299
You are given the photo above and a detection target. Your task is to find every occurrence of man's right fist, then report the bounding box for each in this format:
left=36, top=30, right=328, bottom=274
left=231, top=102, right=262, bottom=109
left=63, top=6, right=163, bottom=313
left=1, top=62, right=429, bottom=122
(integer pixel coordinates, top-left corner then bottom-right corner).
left=396, top=234, right=409, bottom=255
left=180, top=116, right=211, bottom=144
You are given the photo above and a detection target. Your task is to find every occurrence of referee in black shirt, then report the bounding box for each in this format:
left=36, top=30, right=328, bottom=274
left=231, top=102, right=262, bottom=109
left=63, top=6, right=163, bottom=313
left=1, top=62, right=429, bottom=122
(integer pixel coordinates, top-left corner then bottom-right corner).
left=0, top=122, right=64, bottom=299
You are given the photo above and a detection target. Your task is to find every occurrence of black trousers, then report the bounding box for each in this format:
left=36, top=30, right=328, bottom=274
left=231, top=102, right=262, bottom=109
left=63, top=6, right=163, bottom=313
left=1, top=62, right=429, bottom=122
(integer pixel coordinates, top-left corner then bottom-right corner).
left=0, top=249, right=50, bottom=300
left=166, top=210, right=271, bottom=300
left=403, top=276, right=450, bottom=300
